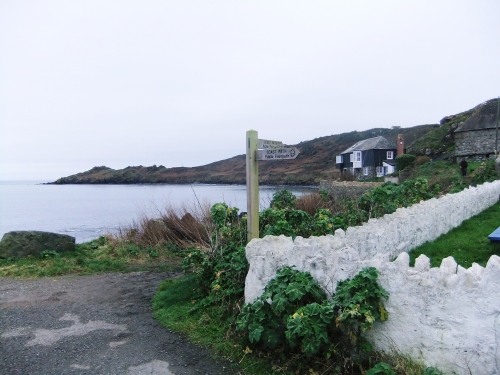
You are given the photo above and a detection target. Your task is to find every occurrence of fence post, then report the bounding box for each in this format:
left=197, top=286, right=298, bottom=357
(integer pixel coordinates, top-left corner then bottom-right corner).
left=246, top=130, right=259, bottom=242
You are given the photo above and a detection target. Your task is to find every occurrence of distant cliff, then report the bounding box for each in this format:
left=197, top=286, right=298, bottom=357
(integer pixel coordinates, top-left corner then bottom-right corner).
left=52, top=124, right=437, bottom=185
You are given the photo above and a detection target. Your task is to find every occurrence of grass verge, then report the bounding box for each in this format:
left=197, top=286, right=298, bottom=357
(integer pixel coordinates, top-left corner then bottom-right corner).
left=409, top=201, right=500, bottom=268
left=0, top=236, right=183, bottom=278
left=152, top=275, right=272, bottom=375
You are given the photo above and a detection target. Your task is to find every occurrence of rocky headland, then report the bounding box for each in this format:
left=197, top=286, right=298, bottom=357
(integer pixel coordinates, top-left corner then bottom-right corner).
left=52, top=125, right=438, bottom=185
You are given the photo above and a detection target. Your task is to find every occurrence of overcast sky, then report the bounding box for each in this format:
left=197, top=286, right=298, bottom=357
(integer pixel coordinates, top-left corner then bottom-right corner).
left=1, top=1, right=499, bottom=180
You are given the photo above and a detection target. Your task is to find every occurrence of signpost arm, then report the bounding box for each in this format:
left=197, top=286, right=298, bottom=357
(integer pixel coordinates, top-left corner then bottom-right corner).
left=246, top=130, right=259, bottom=242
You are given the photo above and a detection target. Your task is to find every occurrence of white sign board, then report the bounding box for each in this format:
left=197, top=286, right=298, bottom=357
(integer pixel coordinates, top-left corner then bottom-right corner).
left=258, top=139, right=283, bottom=150
left=256, top=147, right=300, bottom=160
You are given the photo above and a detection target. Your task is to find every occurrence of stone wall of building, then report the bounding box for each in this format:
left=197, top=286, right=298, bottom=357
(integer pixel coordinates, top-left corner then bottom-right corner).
left=455, top=129, right=496, bottom=160
left=244, top=180, right=500, bottom=374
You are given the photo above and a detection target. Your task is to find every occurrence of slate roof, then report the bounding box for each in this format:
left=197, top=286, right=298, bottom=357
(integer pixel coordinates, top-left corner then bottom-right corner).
left=340, top=136, right=396, bottom=154
left=455, top=99, right=500, bottom=132
left=383, top=160, right=397, bottom=166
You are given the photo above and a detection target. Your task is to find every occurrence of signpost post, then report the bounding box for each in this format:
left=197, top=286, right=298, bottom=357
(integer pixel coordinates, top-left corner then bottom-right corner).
left=246, top=131, right=301, bottom=242
left=246, top=130, right=259, bottom=242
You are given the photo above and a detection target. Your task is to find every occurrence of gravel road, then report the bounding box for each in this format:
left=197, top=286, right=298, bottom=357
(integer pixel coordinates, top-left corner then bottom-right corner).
left=0, top=272, right=235, bottom=375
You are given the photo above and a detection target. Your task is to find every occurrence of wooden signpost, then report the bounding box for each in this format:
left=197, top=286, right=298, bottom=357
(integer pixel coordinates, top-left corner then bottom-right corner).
left=246, top=130, right=301, bottom=242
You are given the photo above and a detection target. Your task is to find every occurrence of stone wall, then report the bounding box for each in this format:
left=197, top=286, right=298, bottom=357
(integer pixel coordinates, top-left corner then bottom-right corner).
left=244, top=180, right=500, bottom=374
left=455, top=129, right=496, bottom=159
left=319, top=180, right=384, bottom=200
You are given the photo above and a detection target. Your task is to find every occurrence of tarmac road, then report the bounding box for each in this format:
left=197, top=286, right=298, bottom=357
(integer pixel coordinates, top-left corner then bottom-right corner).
left=0, top=272, right=235, bottom=375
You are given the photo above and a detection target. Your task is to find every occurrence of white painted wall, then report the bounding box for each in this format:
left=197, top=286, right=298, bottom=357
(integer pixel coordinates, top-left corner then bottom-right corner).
left=244, top=180, right=500, bottom=374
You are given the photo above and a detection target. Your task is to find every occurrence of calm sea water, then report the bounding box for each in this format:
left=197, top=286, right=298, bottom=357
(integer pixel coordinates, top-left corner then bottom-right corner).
left=0, top=181, right=316, bottom=243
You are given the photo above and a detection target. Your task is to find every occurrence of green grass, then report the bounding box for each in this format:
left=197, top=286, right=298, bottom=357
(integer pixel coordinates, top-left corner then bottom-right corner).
left=0, top=237, right=182, bottom=278
left=152, top=275, right=273, bottom=375
left=408, top=160, right=487, bottom=194
left=409, top=201, right=500, bottom=268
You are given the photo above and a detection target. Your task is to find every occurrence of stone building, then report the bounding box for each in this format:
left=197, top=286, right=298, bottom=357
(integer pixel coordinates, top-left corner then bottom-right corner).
left=455, top=98, right=500, bottom=161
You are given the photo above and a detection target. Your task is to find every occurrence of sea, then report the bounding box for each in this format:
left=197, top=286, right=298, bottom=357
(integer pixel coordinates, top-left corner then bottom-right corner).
left=0, top=181, right=317, bottom=243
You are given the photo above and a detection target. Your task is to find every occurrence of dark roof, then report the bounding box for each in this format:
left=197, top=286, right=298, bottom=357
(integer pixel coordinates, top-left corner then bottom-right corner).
left=340, top=136, right=396, bottom=154
left=455, top=98, right=500, bottom=132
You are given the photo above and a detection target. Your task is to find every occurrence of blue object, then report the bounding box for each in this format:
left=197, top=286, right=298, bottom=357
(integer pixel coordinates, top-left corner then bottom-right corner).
left=488, top=227, right=500, bottom=242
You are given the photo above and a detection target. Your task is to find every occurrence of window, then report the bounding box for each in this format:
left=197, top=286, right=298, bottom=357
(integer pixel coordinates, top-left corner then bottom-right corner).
left=363, top=167, right=369, bottom=176
left=352, top=151, right=362, bottom=168
left=376, top=166, right=384, bottom=176
left=350, top=153, right=353, bottom=162
left=336, top=155, right=343, bottom=163
left=387, top=151, right=394, bottom=160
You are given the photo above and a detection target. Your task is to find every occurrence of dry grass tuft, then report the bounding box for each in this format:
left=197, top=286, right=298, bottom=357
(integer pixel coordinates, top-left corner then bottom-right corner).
left=296, top=192, right=354, bottom=216
left=117, top=201, right=213, bottom=249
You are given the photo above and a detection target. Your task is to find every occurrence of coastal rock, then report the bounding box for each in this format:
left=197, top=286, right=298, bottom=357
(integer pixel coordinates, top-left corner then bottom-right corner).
left=0, top=231, right=76, bottom=259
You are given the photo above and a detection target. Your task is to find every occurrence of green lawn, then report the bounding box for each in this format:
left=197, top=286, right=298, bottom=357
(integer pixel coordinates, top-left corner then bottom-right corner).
left=409, top=201, right=500, bottom=268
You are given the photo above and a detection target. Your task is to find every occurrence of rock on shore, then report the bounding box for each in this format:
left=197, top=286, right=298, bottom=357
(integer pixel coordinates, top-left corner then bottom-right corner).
left=0, top=231, right=75, bottom=258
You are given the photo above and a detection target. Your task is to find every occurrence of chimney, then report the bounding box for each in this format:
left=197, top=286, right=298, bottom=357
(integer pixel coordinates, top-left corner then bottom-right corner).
left=397, top=134, right=404, bottom=156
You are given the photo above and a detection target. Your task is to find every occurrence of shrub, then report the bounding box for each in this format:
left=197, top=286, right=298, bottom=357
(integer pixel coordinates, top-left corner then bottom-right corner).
left=269, top=189, right=296, bottom=209
left=236, top=266, right=388, bottom=358
left=182, top=202, right=248, bottom=308
left=471, top=159, right=497, bottom=185
left=359, top=178, right=439, bottom=219
left=259, top=207, right=312, bottom=238
left=395, top=154, right=416, bottom=171
left=236, top=267, right=327, bottom=352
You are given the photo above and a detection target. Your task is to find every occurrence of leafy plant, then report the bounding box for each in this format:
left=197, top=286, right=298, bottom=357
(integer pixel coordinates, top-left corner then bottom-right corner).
left=260, top=207, right=312, bottom=238
left=236, top=266, right=388, bottom=358
left=270, top=189, right=296, bottom=209
left=127, top=245, right=140, bottom=255
left=366, top=362, right=397, bottom=375
left=182, top=202, right=248, bottom=309
left=359, top=179, right=439, bottom=219
left=333, top=267, right=389, bottom=344
left=236, top=266, right=328, bottom=351
left=423, top=367, right=445, bottom=375
left=39, top=250, right=59, bottom=258
left=471, top=159, right=497, bottom=185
